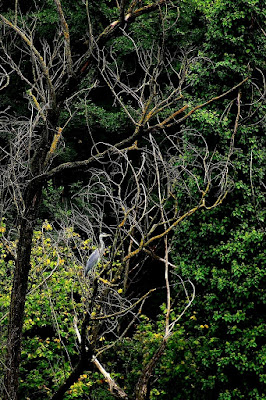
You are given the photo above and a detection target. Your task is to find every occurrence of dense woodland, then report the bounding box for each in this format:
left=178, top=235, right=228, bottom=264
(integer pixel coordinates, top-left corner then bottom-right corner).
left=0, top=0, right=265, bottom=399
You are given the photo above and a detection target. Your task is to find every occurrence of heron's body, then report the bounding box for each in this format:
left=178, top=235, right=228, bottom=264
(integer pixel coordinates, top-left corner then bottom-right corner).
left=85, top=248, right=100, bottom=276
left=84, top=233, right=110, bottom=276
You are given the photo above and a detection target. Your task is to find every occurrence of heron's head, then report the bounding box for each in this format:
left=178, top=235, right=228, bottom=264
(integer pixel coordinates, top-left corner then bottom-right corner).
left=99, top=232, right=110, bottom=239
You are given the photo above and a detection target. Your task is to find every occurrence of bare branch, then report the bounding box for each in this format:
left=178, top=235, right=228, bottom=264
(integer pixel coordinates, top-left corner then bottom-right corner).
left=0, top=65, right=10, bottom=91
left=92, top=357, right=129, bottom=399
left=53, top=0, right=73, bottom=75
left=91, top=289, right=156, bottom=321
left=0, top=14, right=56, bottom=104
left=149, top=77, right=249, bottom=130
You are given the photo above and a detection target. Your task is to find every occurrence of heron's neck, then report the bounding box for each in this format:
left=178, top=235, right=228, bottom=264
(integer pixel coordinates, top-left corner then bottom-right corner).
left=99, top=236, right=105, bottom=253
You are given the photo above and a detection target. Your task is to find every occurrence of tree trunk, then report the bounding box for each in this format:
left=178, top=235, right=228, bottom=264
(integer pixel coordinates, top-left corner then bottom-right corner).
left=4, top=184, right=42, bottom=400
left=51, top=356, right=91, bottom=400
left=135, top=340, right=167, bottom=400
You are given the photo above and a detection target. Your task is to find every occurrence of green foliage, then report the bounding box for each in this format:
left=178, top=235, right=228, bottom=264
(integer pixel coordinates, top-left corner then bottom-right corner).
left=0, top=226, right=83, bottom=397
left=41, top=181, right=68, bottom=221
left=130, top=204, right=265, bottom=400
left=78, top=102, right=131, bottom=134
left=167, top=170, right=265, bottom=398
left=1, top=226, right=79, bottom=398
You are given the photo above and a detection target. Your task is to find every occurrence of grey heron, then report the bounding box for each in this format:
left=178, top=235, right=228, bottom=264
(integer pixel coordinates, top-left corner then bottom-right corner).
left=84, top=233, right=110, bottom=276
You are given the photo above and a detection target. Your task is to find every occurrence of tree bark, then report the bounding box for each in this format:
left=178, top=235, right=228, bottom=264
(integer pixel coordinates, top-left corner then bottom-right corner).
left=51, top=356, right=91, bottom=400
left=135, top=340, right=167, bottom=400
left=3, top=184, right=42, bottom=400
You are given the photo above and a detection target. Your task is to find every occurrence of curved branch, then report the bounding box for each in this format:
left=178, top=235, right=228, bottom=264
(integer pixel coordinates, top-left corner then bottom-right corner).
left=148, top=77, right=249, bottom=130
left=80, top=0, right=168, bottom=74
left=0, top=14, right=56, bottom=104
left=92, top=288, right=156, bottom=321
left=53, top=0, right=73, bottom=75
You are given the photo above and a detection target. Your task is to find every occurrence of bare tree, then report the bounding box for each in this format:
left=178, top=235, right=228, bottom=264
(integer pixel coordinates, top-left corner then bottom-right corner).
left=0, top=1, right=249, bottom=399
